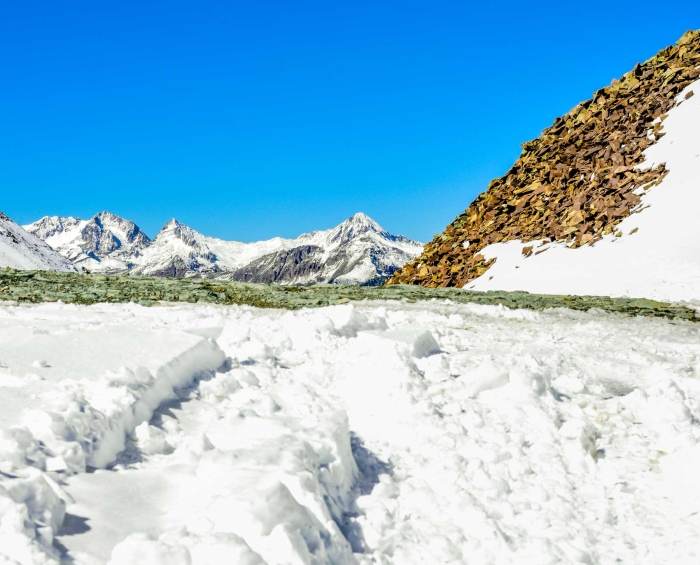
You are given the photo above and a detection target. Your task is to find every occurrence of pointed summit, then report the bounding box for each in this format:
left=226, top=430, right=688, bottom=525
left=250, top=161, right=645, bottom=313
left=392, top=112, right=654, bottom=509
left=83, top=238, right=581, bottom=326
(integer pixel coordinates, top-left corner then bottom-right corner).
left=160, top=218, right=181, bottom=231
left=156, top=219, right=199, bottom=246
left=329, top=212, right=388, bottom=244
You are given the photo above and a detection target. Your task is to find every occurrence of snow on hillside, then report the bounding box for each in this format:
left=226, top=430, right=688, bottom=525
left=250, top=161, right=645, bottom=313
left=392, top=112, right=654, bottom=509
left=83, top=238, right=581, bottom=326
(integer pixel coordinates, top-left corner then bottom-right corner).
left=226, top=213, right=424, bottom=285
left=129, top=218, right=294, bottom=277
left=26, top=212, right=423, bottom=285
left=25, top=212, right=151, bottom=273
left=467, top=80, right=700, bottom=302
left=0, top=212, right=77, bottom=272
left=2, top=299, right=700, bottom=564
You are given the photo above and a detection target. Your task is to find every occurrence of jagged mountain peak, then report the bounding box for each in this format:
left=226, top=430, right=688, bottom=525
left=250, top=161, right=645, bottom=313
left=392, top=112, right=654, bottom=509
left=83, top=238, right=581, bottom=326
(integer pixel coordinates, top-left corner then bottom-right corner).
left=156, top=219, right=200, bottom=246
left=341, top=212, right=384, bottom=231
left=91, top=211, right=150, bottom=244
left=94, top=210, right=122, bottom=221
left=24, top=211, right=152, bottom=271
left=325, top=212, right=390, bottom=245
left=27, top=215, right=83, bottom=239
left=29, top=210, right=424, bottom=285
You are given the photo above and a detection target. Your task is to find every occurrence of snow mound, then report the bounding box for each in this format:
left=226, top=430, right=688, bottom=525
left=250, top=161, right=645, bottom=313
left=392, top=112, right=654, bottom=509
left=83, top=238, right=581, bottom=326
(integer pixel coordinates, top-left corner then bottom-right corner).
left=0, top=303, right=225, bottom=563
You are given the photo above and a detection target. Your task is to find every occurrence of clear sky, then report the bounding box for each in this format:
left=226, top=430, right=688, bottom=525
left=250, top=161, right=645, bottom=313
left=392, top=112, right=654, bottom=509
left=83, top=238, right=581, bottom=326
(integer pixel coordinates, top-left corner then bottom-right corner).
left=2, top=1, right=699, bottom=242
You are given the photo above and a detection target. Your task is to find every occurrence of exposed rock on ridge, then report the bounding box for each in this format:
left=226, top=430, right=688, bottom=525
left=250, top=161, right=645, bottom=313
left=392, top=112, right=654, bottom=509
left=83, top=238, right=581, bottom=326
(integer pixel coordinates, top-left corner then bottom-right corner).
left=388, top=30, right=700, bottom=288
left=27, top=211, right=151, bottom=269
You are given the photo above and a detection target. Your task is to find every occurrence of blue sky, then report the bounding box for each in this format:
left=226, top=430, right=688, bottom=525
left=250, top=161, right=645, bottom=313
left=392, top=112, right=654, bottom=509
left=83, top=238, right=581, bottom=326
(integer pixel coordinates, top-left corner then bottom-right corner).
left=2, top=1, right=699, bottom=242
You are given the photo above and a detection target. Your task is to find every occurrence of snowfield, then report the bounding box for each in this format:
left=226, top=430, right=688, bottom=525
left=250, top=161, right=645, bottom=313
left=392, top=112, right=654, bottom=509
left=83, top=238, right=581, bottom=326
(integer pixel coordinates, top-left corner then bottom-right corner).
left=1, top=300, right=700, bottom=564
left=468, top=79, right=700, bottom=302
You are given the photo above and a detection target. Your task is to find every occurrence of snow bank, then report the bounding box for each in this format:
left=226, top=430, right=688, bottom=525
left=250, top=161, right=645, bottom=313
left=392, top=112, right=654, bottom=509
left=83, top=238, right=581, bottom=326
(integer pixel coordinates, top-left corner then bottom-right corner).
left=0, top=302, right=225, bottom=564
left=467, top=79, right=700, bottom=302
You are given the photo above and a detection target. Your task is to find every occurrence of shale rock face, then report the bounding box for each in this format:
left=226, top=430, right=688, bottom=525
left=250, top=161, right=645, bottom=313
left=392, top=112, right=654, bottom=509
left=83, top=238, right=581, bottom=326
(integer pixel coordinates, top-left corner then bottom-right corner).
left=388, top=30, right=700, bottom=288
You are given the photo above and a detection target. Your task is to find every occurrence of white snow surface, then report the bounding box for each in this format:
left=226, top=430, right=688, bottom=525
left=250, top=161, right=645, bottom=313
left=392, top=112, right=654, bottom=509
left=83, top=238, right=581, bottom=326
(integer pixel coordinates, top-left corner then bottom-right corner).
left=0, top=213, right=76, bottom=272
left=25, top=213, right=423, bottom=285
left=2, top=300, right=700, bottom=564
left=467, top=79, right=700, bottom=302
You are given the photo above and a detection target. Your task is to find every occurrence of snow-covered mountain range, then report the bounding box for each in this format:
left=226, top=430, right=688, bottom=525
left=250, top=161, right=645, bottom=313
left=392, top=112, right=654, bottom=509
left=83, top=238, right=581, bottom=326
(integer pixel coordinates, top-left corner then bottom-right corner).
left=0, top=212, right=77, bottom=272
left=25, top=212, right=423, bottom=285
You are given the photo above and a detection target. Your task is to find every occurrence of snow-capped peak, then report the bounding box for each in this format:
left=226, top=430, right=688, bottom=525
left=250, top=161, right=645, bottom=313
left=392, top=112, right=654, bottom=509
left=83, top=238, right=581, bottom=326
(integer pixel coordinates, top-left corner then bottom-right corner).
left=154, top=219, right=200, bottom=247
left=27, top=215, right=83, bottom=240
left=24, top=211, right=151, bottom=272
left=342, top=212, right=385, bottom=233
left=321, top=212, right=390, bottom=246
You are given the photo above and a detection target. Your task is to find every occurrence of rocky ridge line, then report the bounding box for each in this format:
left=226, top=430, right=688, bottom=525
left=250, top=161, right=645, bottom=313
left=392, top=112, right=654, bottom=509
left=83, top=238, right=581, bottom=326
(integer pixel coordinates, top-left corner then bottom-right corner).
left=388, top=30, right=700, bottom=288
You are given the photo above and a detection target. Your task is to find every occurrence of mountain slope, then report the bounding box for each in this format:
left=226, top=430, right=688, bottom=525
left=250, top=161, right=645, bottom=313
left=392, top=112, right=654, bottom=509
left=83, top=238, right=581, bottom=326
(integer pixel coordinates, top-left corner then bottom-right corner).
left=0, top=212, right=77, bottom=272
left=388, top=30, right=700, bottom=301
left=226, top=214, right=421, bottom=286
left=27, top=212, right=423, bottom=285
left=25, top=211, right=151, bottom=273
left=465, top=79, right=700, bottom=302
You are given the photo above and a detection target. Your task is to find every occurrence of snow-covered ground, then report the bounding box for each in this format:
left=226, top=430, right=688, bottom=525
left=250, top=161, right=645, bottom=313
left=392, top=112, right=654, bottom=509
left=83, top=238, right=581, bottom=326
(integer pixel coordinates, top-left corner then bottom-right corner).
left=468, top=79, right=700, bottom=303
left=2, top=300, right=700, bottom=564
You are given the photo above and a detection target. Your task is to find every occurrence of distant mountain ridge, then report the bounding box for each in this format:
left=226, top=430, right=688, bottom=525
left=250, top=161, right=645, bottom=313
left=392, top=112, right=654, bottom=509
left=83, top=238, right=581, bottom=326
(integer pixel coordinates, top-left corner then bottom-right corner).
left=25, top=212, right=423, bottom=286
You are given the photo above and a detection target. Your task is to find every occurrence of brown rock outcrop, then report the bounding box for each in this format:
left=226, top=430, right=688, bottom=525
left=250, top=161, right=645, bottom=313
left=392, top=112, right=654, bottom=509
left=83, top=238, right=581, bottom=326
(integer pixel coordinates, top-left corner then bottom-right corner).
left=388, top=30, right=700, bottom=288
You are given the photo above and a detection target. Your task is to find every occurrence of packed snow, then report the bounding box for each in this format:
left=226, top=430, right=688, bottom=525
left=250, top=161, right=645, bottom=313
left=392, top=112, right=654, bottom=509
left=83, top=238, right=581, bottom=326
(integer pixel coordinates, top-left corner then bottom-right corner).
left=1, top=299, right=700, bottom=564
left=468, top=79, right=700, bottom=303
left=0, top=213, right=76, bottom=272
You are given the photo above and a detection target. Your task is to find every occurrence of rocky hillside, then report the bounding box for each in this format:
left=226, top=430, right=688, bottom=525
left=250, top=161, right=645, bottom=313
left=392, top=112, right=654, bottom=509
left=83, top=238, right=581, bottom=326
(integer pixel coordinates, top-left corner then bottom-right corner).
left=0, top=212, right=77, bottom=272
left=388, top=30, right=700, bottom=299
left=26, top=212, right=423, bottom=286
